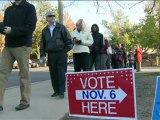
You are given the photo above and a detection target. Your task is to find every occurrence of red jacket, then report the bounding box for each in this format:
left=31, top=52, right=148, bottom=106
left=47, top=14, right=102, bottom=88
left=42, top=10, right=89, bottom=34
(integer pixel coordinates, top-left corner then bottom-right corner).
left=135, top=48, right=143, bottom=62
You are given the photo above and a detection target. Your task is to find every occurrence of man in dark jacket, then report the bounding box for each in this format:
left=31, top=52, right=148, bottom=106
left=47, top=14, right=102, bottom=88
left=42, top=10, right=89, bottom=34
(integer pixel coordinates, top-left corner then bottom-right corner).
left=40, top=11, right=72, bottom=98
left=90, top=24, right=104, bottom=70
left=0, top=0, right=37, bottom=111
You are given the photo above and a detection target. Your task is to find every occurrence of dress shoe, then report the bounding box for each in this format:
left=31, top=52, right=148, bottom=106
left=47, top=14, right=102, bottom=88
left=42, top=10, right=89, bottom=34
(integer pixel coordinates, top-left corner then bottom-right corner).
left=51, top=92, right=58, bottom=97
left=0, top=106, right=3, bottom=111
left=59, top=93, right=64, bottom=98
left=15, top=103, right=30, bottom=111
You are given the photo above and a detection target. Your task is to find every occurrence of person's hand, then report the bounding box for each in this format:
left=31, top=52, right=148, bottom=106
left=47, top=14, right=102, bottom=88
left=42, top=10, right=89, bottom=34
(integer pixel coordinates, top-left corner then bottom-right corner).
left=76, top=40, right=81, bottom=44
left=73, top=39, right=81, bottom=45
left=73, top=39, right=78, bottom=45
left=3, top=26, right=11, bottom=34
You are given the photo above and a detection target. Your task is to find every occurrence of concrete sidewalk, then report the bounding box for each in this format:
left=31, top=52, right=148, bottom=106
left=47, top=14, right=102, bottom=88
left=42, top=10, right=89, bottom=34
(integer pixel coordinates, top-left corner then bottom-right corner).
left=0, top=80, right=69, bottom=120
left=139, top=66, right=160, bottom=73
left=0, top=66, right=160, bottom=120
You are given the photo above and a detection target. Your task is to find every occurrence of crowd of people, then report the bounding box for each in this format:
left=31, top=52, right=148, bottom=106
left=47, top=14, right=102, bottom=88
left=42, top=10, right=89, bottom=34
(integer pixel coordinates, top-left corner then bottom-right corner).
left=0, top=0, right=143, bottom=112
left=110, top=43, right=143, bottom=71
left=70, top=20, right=143, bottom=73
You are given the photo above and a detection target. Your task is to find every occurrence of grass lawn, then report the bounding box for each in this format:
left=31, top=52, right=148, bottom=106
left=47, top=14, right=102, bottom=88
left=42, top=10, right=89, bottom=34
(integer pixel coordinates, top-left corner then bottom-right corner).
left=136, top=72, right=160, bottom=120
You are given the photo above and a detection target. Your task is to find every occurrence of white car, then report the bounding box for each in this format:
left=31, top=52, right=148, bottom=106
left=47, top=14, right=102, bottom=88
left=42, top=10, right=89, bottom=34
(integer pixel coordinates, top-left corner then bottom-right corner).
left=13, top=61, right=18, bottom=69
left=31, top=61, right=39, bottom=68
left=13, top=60, right=32, bottom=69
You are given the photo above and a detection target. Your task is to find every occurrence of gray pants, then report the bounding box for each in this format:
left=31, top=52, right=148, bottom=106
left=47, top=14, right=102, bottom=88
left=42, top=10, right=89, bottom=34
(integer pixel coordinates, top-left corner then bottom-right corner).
left=99, top=54, right=108, bottom=70
left=90, top=53, right=101, bottom=70
left=90, top=54, right=107, bottom=70
left=0, top=47, right=32, bottom=106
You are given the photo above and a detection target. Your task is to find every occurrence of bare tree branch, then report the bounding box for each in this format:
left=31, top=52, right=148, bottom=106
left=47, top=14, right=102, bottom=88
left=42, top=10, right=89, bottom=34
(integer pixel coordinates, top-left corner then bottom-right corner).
left=63, top=0, right=78, bottom=8
left=92, top=0, right=100, bottom=14
left=107, top=0, right=114, bottom=18
left=114, top=0, right=124, bottom=9
left=95, top=0, right=99, bottom=14
left=129, top=0, right=145, bottom=9
left=149, top=0, right=156, bottom=13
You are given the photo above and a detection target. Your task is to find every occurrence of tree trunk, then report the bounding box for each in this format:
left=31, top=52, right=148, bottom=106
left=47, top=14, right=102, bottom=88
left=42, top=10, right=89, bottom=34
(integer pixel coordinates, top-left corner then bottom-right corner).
left=58, top=0, right=63, bottom=24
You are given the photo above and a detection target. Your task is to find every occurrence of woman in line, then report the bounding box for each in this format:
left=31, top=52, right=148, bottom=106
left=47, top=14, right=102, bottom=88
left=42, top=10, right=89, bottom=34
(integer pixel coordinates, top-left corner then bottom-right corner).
left=70, top=19, right=93, bottom=72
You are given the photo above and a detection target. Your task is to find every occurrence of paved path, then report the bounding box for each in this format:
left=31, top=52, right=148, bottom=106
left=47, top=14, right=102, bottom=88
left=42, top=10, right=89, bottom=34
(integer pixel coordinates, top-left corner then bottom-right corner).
left=1, top=81, right=68, bottom=120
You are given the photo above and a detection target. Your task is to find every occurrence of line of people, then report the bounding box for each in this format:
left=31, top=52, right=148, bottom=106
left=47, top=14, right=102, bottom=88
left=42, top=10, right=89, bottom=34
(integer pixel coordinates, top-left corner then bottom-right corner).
left=71, top=20, right=143, bottom=72
left=70, top=21, right=112, bottom=72
left=111, top=44, right=143, bottom=71
left=0, top=1, right=143, bottom=113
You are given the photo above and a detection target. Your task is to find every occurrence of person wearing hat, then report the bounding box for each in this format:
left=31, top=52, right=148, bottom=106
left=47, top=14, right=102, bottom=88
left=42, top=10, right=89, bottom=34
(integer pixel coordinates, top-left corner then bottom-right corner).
left=0, top=0, right=37, bottom=111
left=40, top=10, right=72, bottom=98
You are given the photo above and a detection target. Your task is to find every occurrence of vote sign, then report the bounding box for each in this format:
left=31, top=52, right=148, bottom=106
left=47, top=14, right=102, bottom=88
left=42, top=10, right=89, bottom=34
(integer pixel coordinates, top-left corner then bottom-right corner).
left=66, top=68, right=137, bottom=120
left=152, top=76, right=160, bottom=120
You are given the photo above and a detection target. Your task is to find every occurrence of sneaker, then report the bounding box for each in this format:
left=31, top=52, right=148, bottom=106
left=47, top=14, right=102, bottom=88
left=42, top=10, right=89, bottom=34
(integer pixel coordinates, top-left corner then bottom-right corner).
left=15, top=103, right=30, bottom=111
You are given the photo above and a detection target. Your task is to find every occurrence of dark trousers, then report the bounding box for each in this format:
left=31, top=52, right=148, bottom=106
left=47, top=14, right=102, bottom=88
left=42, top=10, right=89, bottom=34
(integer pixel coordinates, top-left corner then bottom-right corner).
left=123, top=58, right=127, bottom=68
left=73, top=53, right=90, bottom=72
left=89, top=53, right=101, bottom=70
left=48, top=50, right=67, bottom=94
left=106, top=54, right=111, bottom=69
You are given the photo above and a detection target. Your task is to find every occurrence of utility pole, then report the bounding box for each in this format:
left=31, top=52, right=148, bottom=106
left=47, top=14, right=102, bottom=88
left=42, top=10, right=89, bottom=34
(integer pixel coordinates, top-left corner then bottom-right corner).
left=58, top=0, right=63, bottom=24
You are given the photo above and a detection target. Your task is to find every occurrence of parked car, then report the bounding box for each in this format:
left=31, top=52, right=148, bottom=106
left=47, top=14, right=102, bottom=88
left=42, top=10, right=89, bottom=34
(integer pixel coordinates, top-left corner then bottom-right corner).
left=13, top=61, right=18, bottom=69
left=37, top=57, right=47, bottom=67
left=13, top=59, right=33, bottom=69
left=31, top=61, right=39, bottom=68
left=29, top=59, right=32, bottom=68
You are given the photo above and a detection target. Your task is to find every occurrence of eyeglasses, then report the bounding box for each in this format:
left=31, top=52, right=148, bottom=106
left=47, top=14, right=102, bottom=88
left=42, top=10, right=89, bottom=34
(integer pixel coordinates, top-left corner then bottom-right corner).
left=47, top=15, right=56, bottom=17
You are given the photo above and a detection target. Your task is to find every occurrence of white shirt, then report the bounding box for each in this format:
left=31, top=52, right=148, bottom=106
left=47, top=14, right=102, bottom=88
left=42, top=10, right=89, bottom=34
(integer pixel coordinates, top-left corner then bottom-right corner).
left=48, top=22, right=56, bottom=37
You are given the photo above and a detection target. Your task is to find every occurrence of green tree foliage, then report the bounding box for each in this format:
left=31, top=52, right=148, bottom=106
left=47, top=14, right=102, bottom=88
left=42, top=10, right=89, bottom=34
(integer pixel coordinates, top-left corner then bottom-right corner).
left=102, top=10, right=134, bottom=49
left=36, top=1, right=58, bottom=23
left=137, top=14, right=159, bottom=48
left=135, top=0, right=160, bottom=49
left=32, top=21, right=44, bottom=59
